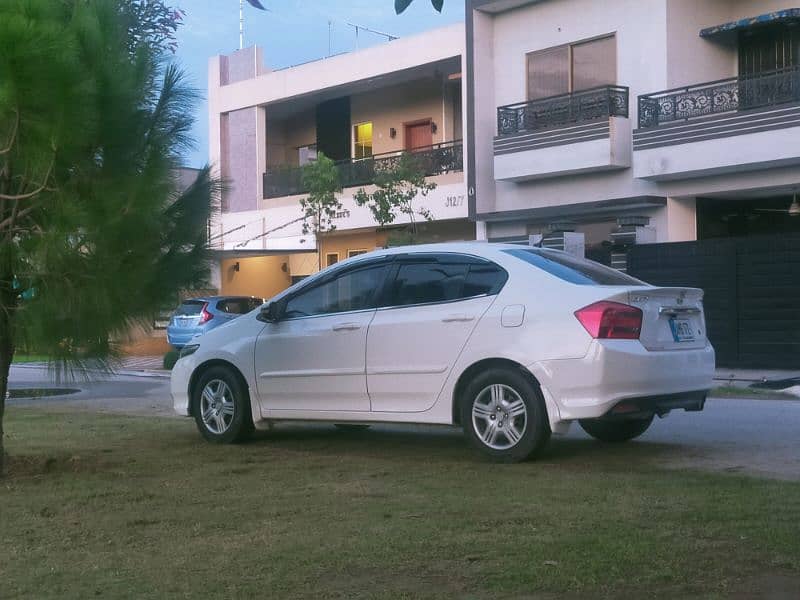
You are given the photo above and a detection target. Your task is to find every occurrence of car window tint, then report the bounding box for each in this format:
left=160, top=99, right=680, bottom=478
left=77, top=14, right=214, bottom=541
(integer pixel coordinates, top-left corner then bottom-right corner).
left=218, top=299, right=251, bottom=314
left=504, top=248, right=646, bottom=286
left=389, top=262, right=468, bottom=306
left=248, top=298, right=263, bottom=312
left=463, top=263, right=508, bottom=296
left=284, top=265, right=388, bottom=318
left=175, top=301, right=204, bottom=316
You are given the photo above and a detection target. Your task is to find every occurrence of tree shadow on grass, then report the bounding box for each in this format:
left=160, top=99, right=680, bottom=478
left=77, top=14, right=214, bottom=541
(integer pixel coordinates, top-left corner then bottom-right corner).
left=239, top=422, right=682, bottom=472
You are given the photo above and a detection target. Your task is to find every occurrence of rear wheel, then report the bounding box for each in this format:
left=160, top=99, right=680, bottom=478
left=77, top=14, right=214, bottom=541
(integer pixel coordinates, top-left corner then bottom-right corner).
left=460, top=367, right=551, bottom=462
left=579, top=415, right=654, bottom=443
left=193, top=366, right=254, bottom=444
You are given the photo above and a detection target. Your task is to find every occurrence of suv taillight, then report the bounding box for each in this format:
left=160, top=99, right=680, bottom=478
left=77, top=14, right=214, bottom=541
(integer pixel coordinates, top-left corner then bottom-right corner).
left=575, top=301, right=642, bottom=340
left=199, top=302, right=213, bottom=325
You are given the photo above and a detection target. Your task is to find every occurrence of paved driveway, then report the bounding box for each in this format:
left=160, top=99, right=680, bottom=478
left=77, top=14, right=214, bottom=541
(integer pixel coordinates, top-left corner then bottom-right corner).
left=7, top=364, right=800, bottom=480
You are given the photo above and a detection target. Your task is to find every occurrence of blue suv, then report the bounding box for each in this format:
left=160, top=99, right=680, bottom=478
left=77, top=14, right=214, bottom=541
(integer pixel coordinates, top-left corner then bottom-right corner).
left=167, top=296, right=264, bottom=349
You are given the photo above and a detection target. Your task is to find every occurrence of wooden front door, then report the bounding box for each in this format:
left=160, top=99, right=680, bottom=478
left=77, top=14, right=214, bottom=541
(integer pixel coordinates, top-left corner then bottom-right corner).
left=404, top=120, right=432, bottom=151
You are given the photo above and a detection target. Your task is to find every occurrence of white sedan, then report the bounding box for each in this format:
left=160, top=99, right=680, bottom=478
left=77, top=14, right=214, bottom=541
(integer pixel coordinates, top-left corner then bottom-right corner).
left=171, top=242, right=715, bottom=462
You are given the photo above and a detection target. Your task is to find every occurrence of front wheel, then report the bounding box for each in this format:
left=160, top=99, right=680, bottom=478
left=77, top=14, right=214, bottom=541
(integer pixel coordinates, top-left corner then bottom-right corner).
left=193, top=366, right=254, bottom=444
left=460, top=368, right=551, bottom=462
left=579, top=415, right=654, bottom=443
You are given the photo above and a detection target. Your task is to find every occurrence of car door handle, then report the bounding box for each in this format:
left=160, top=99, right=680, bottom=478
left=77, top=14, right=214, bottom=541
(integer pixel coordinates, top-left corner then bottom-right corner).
left=332, top=322, right=361, bottom=331
left=442, top=314, right=475, bottom=323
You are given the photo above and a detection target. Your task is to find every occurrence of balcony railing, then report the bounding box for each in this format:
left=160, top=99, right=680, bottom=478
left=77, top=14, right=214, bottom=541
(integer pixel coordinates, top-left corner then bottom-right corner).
left=496, top=85, right=630, bottom=137
left=263, top=140, right=463, bottom=199
left=638, top=66, right=800, bottom=128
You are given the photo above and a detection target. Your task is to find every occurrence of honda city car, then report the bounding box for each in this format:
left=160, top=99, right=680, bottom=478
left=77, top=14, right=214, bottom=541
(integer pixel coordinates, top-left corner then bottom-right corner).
left=170, top=243, right=715, bottom=462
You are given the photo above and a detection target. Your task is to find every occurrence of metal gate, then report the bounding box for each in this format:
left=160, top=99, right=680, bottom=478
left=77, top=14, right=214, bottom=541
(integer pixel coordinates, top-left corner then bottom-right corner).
left=627, top=234, right=800, bottom=368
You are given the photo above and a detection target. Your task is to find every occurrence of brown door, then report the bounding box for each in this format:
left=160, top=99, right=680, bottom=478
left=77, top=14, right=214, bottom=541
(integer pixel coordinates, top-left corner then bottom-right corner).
left=404, top=120, right=432, bottom=151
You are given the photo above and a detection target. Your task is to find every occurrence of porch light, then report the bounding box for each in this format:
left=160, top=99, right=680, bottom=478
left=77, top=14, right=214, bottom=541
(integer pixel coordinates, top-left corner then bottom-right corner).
left=431, top=122, right=438, bottom=134
left=389, top=127, right=397, bottom=139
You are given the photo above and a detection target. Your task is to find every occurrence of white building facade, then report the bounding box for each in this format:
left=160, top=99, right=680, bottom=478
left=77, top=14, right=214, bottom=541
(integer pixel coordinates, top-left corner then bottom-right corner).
left=466, top=0, right=800, bottom=260
left=207, top=24, right=471, bottom=299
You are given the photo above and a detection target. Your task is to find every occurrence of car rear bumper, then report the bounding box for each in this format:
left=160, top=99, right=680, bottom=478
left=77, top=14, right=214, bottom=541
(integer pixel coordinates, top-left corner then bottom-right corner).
left=531, top=339, right=715, bottom=421
left=167, top=330, right=199, bottom=348
left=600, top=390, right=707, bottom=420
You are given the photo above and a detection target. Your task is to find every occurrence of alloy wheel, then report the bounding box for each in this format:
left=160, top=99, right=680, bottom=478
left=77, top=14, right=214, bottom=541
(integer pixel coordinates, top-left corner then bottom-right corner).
left=200, top=379, right=236, bottom=435
left=471, top=383, right=528, bottom=450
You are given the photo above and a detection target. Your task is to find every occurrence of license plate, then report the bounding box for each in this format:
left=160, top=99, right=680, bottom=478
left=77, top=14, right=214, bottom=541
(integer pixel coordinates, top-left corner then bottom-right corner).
left=669, top=318, right=694, bottom=342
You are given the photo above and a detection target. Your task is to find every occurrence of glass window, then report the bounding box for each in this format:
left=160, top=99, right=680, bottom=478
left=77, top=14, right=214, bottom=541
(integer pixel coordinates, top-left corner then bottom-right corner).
left=218, top=298, right=263, bottom=314
left=572, top=36, right=617, bottom=91
left=463, top=263, right=508, bottom=297
left=326, top=253, right=339, bottom=267
left=388, top=262, right=469, bottom=307
left=348, top=249, right=369, bottom=258
left=353, top=122, right=373, bottom=160
left=283, top=265, right=388, bottom=318
left=175, top=300, right=204, bottom=316
left=527, top=45, right=570, bottom=100
left=504, top=248, right=646, bottom=286
left=527, top=35, right=616, bottom=100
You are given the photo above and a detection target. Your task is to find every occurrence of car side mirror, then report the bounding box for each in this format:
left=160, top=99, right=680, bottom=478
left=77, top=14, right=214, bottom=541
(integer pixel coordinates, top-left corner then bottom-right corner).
left=258, top=302, right=282, bottom=323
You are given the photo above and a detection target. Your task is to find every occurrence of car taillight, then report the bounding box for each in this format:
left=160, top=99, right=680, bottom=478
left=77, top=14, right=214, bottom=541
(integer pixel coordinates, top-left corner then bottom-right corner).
left=199, top=303, right=213, bottom=324
left=575, top=301, right=642, bottom=340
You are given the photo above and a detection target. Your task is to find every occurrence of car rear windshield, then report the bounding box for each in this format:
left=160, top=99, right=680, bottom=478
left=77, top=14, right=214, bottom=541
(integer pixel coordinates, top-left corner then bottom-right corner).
left=175, top=301, right=205, bottom=316
left=503, top=248, right=647, bottom=286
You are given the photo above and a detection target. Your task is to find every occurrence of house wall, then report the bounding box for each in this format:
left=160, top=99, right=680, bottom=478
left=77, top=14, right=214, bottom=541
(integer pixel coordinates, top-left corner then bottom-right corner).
left=470, top=0, right=800, bottom=244
left=351, top=78, right=456, bottom=155
left=220, top=255, right=293, bottom=300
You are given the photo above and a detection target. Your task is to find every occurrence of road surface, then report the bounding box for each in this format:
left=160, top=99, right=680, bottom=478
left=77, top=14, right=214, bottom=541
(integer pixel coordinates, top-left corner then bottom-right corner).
left=7, top=364, right=800, bottom=480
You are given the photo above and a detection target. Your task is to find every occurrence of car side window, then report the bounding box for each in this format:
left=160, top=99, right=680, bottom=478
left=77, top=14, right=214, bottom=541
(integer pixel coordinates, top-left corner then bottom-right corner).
left=383, top=257, right=508, bottom=308
left=387, top=262, right=469, bottom=307
left=463, top=263, right=508, bottom=296
left=218, top=299, right=243, bottom=314
left=283, top=265, right=388, bottom=318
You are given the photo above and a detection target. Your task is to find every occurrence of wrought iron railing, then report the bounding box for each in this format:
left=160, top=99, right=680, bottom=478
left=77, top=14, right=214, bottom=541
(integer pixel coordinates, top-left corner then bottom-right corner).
left=263, top=140, right=463, bottom=199
left=638, top=66, right=800, bottom=128
left=496, top=85, right=629, bottom=137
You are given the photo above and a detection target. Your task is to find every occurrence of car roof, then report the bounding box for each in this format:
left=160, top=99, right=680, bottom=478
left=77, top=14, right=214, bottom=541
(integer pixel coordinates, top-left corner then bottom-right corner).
left=180, top=295, right=261, bottom=303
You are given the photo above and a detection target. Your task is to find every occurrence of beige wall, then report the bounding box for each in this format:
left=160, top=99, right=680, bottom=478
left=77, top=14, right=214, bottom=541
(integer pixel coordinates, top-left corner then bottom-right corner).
left=265, top=107, right=316, bottom=168
left=351, top=77, right=459, bottom=155
left=666, top=0, right=735, bottom=88
left=220, top=255, right=293, bottom=300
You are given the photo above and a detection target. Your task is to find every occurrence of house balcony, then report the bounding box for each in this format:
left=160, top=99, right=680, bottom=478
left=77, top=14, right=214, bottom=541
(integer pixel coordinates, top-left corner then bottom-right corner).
left=263, top=140, right=463, bottom=200
left=493, top=85, right=631, bottom=182
left=633, top=67, right=800, bottom=180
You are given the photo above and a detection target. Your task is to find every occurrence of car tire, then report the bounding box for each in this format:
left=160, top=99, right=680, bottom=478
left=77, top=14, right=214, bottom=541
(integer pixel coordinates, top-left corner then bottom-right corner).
left=334, top=424, right=370, bottom=432
left=460, top=367, right=551, bottom=462
left=578, top=415, right=654, bottom=443
left=193, top=366, right=254, bottom=444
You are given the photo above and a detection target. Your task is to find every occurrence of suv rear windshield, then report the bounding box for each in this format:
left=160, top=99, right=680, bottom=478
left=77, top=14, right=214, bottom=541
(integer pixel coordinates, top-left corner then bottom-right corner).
left=175, top=300, right=205, bottom=315
left=503, top=248, right=647, bottom=286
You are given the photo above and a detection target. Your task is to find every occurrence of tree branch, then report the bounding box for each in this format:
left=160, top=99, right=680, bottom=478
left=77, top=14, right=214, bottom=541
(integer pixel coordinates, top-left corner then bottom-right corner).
left=0, top=203, right=37, bottom=232
left=0, top=110, right=19, bottom=156
left=0, top=155, right=54, bottom=201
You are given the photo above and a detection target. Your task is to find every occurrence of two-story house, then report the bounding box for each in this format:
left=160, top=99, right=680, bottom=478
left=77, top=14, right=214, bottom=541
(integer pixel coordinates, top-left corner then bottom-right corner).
left=467, top=0, right=800, bottom=258
left=208, top=24, right=471, bottom=299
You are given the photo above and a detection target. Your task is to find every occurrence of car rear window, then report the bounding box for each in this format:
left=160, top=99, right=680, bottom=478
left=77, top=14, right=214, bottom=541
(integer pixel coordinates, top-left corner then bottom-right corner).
left=175, top=301, right=204, bottom=316
left=503, top=248, right=646, bottom=286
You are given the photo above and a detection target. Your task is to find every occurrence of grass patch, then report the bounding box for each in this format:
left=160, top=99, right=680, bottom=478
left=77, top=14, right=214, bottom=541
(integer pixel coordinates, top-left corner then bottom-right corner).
left=2, top=408, right=799, bottom=599
left=711, top=385, right=798, bottom=400
left=11, top=354, right=49, bottom=364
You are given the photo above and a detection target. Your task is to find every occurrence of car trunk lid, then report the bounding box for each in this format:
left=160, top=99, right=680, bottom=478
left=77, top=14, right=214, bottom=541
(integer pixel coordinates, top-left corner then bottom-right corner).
left=171, top=300, right=205, bottom=329
left=626, top=287, right=707, bottom=351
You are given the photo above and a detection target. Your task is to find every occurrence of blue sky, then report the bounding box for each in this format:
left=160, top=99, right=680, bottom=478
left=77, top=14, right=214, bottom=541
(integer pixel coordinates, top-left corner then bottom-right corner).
left=175, top=0, right=466, bottom=167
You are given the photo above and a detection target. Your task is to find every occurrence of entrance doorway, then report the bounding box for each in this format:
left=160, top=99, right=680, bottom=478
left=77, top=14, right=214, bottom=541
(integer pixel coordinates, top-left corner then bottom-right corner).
left=404, top=119, right=433, bottom=151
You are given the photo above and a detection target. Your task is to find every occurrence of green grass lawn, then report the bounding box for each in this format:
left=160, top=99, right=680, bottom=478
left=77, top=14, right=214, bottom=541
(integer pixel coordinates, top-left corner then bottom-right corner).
left=11, top=354, right=50, bottom=364
left=2, top=409, right=799, bottom=599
